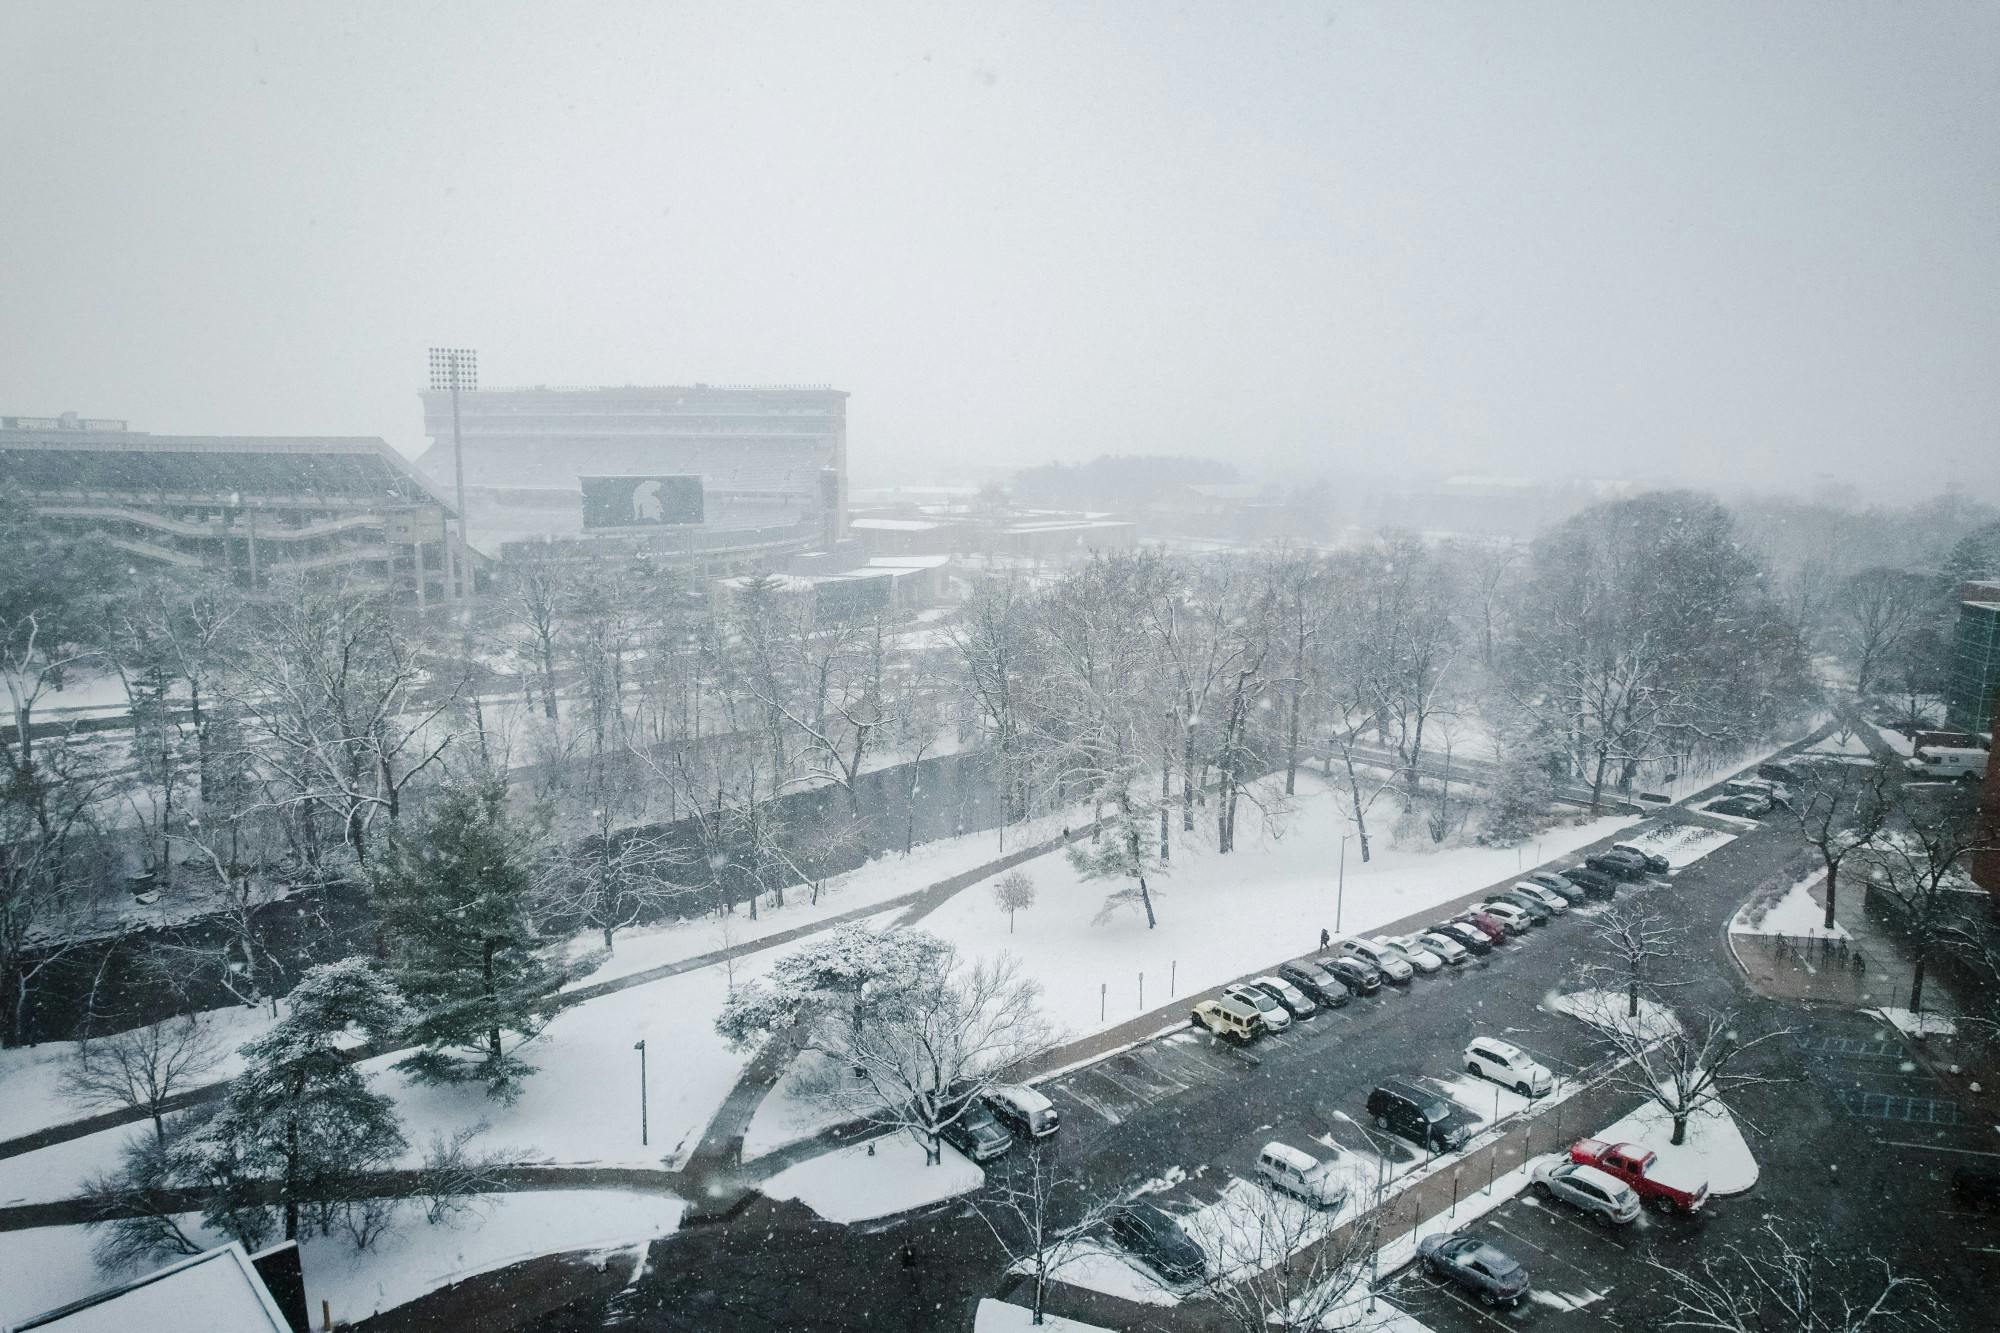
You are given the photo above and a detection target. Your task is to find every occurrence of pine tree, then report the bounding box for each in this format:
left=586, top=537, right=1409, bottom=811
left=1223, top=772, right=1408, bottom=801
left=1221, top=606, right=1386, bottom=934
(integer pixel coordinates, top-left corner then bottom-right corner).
left=369, top=777, right=563, bottom=1100
left=177, top=959, right=408, bottom=1246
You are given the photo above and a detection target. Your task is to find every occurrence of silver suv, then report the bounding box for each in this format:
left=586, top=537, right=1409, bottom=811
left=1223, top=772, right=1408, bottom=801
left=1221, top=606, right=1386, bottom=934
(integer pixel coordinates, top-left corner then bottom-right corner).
left=1530, top=1159, right=1640, bottom=1226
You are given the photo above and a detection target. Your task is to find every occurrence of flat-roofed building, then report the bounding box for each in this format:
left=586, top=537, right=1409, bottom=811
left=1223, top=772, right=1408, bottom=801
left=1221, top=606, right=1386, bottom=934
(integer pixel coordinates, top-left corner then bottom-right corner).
left=1947, top=581, right=2000, bottom=736
left=0, top=415, right=466, bottom=604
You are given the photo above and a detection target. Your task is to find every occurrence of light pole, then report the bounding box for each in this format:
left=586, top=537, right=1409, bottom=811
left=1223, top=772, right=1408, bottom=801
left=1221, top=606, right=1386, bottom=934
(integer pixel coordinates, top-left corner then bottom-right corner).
left=633, top=1039, right=648, bottom=1146
left=1336, top=833, right=1353, bottom=932
left=427, top=346, right=478, bottom=599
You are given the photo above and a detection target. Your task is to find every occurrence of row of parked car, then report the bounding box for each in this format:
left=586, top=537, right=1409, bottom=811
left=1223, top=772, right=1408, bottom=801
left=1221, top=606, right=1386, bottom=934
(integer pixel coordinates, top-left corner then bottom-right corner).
left=1188, top=841, right=1670, bottom=1045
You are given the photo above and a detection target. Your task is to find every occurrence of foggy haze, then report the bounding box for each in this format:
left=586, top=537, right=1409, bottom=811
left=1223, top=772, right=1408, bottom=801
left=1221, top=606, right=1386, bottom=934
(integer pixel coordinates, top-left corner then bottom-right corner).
left=2, top=1, right=1994, bottom=498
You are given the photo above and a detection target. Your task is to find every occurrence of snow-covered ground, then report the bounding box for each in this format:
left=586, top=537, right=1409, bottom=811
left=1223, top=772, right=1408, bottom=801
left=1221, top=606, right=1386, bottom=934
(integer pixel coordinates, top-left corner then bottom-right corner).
left=0, top=1003, right=283, bottom=1144
left=1590, top=1096, right=1757, bottom=1195
left=1802, top=728, right=1876, bottom=760
left=0, top=930, right=799, bottom=1207
left=760, top=1131, right=982, bottom=1223
left=0, top=1188, right=685, bottom=1329
left=743, top=777, right=1635, bottom=1156
left=1545, top=989, right=1681, bottom=1044
left=923, top=772, right=1633, bottom=1054
left=1619, top=823, right=1735, bottom=869
left=562, top=809, right=1079, bottom=991
left=973, top=1299, right=1114, bottom=1332
left=1730, top=873, right=1848, bottom=940
left=1876, top=1007, right=1956, bottom=1039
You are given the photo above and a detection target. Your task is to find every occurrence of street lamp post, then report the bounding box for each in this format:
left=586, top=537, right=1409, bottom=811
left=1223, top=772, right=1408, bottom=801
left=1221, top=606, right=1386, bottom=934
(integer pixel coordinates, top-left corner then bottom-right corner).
left=1336, top=833, right=1353, bottom=932
left=633, top=1039, right=649, bottom=1147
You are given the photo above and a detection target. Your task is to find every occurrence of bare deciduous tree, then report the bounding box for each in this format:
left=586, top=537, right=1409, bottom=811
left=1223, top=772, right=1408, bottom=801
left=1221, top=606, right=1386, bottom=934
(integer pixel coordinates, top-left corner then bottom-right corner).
left=1583, top=903, right=1686, bottom=1020
left=1791, top=759, right=1894, bottom=932
left=970, top=1138, right=1125, bottom=1325
left=1598, top=1007, right=1791, bottom=1146
left=1643, top=1220, right=1946, bottom=1331
left=62, top=1013, right=225, bottom=1145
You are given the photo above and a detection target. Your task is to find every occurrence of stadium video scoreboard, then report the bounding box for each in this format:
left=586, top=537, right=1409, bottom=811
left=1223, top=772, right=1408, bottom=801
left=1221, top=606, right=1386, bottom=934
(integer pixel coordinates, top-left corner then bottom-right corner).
left=580, top=475, right=705, bottom=529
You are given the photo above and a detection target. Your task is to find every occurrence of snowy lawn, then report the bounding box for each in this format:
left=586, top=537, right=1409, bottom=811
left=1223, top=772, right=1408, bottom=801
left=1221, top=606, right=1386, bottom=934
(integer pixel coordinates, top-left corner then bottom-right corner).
left=760, top=1131, right=982, bottom=1223
left=367, top=939, right=780, bottom=1175
left=1592, top=1097, right=1757, bottom=1195
left=974, top=1299, right=1115, bottom=1332
left=0, top=1188, right=685, bottom=1328
left=562, top=809, right=1083, bottom=991
left=0, top=1003, right=284, bottom=1144
left=1730, top=874, right=1848, bottom=940
left=0, top=931, right=801, bottom=1207
left=0, top=1119, right=146, bottom=1206
left=1545, top=989, right=1681, bottom=1044
left=923, top=773, right=1634, bottom=1053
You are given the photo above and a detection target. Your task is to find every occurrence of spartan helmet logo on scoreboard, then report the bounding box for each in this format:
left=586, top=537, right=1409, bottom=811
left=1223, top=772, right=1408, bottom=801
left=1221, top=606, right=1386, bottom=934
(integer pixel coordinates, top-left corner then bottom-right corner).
left=630, top=478, right=665, bottom=522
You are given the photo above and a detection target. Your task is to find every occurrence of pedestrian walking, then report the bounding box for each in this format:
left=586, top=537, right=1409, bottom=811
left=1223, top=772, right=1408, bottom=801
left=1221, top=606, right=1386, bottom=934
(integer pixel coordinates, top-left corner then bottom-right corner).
left=1319, top=927, right=1331, bottom=951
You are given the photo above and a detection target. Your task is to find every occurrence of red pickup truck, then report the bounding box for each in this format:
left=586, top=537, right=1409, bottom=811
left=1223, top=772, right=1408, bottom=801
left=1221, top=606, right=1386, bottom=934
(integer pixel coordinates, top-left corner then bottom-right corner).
left=1568, top=1138, right=1708, bottom=1213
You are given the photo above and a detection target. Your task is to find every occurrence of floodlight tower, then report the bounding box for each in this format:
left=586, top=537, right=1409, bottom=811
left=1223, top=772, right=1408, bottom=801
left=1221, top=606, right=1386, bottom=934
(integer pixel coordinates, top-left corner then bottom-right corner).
left=427, top=346, right=478, bottom=595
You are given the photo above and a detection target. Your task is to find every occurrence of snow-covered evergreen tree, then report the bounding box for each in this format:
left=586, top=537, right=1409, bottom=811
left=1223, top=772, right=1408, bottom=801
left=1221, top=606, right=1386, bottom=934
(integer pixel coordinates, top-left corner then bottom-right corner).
left=369, top=777, right=563, bottom=1100
left=175, top=958, right=408, bottom=1246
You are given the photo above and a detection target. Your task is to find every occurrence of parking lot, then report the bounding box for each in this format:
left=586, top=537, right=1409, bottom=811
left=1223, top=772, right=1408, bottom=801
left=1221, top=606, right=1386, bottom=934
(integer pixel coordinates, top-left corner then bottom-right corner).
left=1029, top=860, right=1696, bottom=1306
left=1371, top=1001, right=2000, bottom=1332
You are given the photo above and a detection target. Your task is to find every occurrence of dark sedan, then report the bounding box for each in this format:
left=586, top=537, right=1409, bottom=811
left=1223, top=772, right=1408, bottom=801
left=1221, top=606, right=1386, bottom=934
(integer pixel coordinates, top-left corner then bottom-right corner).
left=1110, top=1202, right=1206, bottom=1283
left=1279, top=959, right=1351, bottom=1009
left=1584, top=851, right=1648, bottom=881
left=1707, top=794, right=1768, bottom=820
left=1417, top=1232, right=1530, bottom=1307
left=1430, top=920, right=1495, bottom=955
left=1315, top=954, right=1384, bottom=996
left=1525, top=870, right=1588, bottom=904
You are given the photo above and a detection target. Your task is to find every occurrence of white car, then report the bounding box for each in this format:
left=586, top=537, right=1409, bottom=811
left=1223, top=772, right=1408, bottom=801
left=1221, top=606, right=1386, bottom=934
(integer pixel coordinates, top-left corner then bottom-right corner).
left=1465, top=1037, right=1554, bottom=1097
left=1223, top=982, right=1291, bottom=1031
left=1511, top=882, right=1569, bottom=915
left=1337, top=937, right=1415, bottom=984
left=1475, top=900, right=1534, bottom=933
left=1415, top=930, right=1470, bottom=966
left=1376, top=935, right=1443, bottom=973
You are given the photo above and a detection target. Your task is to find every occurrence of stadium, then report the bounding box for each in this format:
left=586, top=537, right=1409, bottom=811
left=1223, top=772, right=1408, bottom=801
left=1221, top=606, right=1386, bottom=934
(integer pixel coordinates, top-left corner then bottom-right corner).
left=0, top=413, right=467, bottom=603
left=416, top=383, right=849, bottom=572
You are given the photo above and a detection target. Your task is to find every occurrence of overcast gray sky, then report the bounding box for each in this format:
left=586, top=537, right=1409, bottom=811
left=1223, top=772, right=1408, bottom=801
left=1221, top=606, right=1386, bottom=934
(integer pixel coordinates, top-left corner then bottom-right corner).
left=2, top=2, right=1994, bottom=497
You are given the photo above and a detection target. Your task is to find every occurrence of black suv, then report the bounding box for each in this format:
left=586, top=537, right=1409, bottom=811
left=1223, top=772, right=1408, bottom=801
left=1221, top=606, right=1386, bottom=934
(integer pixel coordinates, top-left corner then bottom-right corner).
left=1492, top=889, right=1551, bottom=925
left=1317, top=955, right=1384, bottom=996
left=1367, top=1078, right=1470, bottom=1153
left=1279, top=959, right=1352, bottom=1008
left=1759, top=761, right=1808, bottom=786
left=938, top=1102, right=1014, bottom=1163
left=1561, top=866, right=1617, bottom=899
left=1525, top=870, right=1588, bottom=905
left=1109, top=1202, right=1206, bottom=1283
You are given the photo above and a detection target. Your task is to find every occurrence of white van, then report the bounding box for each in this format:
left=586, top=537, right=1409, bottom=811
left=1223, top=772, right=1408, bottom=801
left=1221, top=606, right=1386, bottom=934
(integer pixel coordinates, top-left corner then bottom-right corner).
left=1906, top=747, right=1989, bottom=782
left=984, top=1084, right=1060, bottom=1139
left=1257, top=1141, right=1348, bottom=1209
